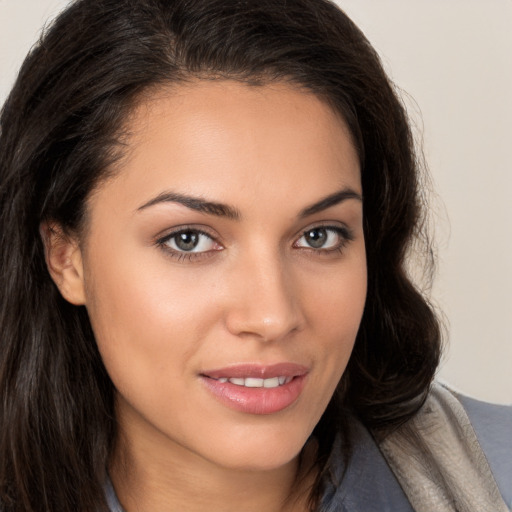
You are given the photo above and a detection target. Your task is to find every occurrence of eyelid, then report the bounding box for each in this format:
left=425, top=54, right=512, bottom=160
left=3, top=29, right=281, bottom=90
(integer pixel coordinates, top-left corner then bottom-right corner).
left=294, top=221, right=354, bottom=241
left=153, top=221, right=355, bottom=263
left=155, top=225, right=223, bottom=261
left=293, top=223, right=355, bottom=252
left=155, top=224, right=219, bottom=243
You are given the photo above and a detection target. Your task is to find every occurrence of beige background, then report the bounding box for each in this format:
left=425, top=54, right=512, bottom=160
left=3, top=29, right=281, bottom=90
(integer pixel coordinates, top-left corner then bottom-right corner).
left=1, top=0, right=510, bottom=404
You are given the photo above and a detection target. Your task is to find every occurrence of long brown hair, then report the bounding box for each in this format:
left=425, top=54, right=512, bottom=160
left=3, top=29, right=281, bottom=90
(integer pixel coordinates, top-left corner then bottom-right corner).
left=0, top=1, right=440, bottom=510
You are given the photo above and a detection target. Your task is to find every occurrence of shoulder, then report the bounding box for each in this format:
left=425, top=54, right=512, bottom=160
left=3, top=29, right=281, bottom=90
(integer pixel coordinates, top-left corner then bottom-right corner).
left=395, top=382, right=512, bottom=509
left=379, top=382, right=512, bottom=509
left=321, top=383, right=512, bottom=511
left=454, top=388, right=512, bottom=506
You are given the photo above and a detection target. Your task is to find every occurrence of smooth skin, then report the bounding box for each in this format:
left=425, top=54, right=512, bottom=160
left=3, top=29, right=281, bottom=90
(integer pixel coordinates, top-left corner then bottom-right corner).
left=44, top=81, right=367, bottom=512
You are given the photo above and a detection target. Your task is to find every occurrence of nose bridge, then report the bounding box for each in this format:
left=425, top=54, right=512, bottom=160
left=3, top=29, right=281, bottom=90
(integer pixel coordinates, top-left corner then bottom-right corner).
left=224, top=246, right=303, bottom=342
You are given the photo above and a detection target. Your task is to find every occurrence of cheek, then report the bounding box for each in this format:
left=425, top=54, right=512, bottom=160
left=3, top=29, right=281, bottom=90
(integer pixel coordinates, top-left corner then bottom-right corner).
left=82, top=247, right=218, bottom=393
left=85, top=238, right=215, bottom=332
left=315, top=259, right=366, bottom=370
left=298, top=248, right=367, bottom=387
left=305, top=249, right=367, bottom=336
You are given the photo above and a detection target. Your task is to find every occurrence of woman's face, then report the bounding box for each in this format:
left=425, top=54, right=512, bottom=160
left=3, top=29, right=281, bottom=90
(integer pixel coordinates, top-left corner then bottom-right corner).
left=73, top=81, right=366, bottom=471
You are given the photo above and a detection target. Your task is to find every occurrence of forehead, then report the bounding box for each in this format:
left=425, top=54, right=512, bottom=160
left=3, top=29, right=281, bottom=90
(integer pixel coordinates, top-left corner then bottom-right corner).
left=91, top=80, right=361, bottom=217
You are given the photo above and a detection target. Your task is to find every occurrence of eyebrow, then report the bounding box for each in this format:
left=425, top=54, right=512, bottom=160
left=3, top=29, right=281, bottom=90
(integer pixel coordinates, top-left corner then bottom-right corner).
left=137, top=191, right=241, bottom=220
left=298, top=188, right=362, bottom=217
left=137, top=187, right=361, bottom=220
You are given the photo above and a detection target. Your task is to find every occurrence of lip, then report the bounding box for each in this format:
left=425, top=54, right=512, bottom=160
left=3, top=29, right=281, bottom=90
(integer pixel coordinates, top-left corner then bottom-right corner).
left=200, top=363, right=309, bottom=415
left=203, top=362, right=309, bottom=380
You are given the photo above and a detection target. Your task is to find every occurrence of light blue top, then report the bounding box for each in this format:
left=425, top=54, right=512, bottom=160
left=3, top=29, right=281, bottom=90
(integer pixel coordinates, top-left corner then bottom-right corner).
left=105, top=393, right=512, bottom=511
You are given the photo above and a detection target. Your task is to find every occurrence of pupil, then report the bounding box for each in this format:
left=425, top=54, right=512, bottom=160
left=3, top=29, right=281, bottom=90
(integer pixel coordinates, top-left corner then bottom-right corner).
left=175, top=231, right=199, bottom=251
left=306, top=228, right=327, bottom=248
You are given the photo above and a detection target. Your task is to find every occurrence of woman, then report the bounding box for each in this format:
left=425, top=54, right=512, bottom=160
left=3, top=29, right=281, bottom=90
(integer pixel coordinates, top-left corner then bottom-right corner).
left=0, top=1, right=510, bottom=511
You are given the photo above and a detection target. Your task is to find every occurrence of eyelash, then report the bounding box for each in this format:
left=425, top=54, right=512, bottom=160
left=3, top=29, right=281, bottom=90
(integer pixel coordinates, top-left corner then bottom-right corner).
left=293, top=225, right=355, bottom=255
left=156, top=226, right=220, bottom=262
left=156, top=224, right=354, bottom=262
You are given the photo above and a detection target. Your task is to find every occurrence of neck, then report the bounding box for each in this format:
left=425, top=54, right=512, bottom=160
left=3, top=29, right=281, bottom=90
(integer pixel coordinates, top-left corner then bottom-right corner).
left=109, top=423, right=316, bottom=512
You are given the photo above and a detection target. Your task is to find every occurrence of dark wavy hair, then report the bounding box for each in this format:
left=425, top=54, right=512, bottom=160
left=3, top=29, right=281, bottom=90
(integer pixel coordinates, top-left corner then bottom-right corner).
left=0, top=0, right=441, bottom=510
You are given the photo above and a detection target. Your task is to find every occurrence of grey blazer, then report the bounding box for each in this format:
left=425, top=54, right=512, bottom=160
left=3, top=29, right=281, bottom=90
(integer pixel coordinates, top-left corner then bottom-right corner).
left=319, top=387, right=512, bottom=511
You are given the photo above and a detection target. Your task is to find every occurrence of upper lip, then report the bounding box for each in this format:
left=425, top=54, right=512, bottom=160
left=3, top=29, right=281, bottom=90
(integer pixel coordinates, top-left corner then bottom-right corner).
left=201, top=363, right=309, bottom=380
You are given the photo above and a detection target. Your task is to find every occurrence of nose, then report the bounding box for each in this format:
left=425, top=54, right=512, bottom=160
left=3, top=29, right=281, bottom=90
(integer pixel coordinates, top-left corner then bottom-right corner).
left=223, top=251, right=305, bottom=342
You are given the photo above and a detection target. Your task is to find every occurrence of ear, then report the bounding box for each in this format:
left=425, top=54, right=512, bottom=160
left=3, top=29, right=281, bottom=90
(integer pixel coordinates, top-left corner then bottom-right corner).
left=40, top=222, right=86, bottom=305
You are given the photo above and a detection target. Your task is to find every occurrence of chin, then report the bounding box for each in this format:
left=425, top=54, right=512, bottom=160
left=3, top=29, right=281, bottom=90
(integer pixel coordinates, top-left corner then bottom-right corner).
left=199, top=422, right=314, bottom=473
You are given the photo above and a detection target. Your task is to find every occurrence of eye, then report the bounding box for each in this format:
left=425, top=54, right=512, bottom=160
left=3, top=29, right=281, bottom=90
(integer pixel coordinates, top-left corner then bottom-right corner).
left=294, top=226, right=352, bottom=251
left=159, top=228, right=219, bottom=254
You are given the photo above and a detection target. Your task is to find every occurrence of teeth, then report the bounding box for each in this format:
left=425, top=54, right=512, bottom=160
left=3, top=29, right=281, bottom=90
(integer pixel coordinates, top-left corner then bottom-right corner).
left=245, top=378, right=264, bottom=387
left=217, top=376, right=293, bottom=388
left=263, top=377, right=280, bottom=388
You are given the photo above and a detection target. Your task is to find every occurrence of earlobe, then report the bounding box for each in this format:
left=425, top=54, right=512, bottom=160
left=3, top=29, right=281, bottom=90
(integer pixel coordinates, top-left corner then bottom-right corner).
left=40, top=222, right=86, bottom=305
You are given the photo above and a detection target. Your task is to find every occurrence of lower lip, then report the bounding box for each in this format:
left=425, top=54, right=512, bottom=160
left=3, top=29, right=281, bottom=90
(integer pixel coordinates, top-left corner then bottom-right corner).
left=201, top=375, right=307, bottom=415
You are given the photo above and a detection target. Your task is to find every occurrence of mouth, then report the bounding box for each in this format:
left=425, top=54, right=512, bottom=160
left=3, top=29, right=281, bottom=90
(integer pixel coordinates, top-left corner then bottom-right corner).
left=210, top=376, right=294, bottom=388
left=200, top=363, right=309, bottom=415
